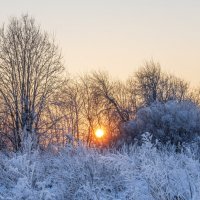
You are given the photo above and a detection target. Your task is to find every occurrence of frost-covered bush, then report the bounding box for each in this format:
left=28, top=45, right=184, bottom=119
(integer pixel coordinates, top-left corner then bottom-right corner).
left=125, top=101, right=200, bottom=147
left=0, top=141, right=200, bottom=200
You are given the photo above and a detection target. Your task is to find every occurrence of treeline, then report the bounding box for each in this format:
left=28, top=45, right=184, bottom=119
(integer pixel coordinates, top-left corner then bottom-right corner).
left=0, top=15, right=200, bottom=151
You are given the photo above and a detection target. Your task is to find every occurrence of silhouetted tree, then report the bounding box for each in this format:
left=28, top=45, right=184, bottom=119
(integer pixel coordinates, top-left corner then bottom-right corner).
left=134, top=60, right=189, bottom=106
left=0, top=15, right=63, bottom=151
left=135, top=60, right=161, bottom=106
left=91, top=71, right=129, bottom=122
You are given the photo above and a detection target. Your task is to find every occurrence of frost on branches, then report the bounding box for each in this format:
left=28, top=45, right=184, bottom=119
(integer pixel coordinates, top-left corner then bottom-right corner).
left=0, top=139, right=200, bottom=200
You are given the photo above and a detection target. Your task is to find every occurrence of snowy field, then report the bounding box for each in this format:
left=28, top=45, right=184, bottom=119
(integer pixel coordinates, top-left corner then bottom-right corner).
left=0, top=140, right=200, bottom=200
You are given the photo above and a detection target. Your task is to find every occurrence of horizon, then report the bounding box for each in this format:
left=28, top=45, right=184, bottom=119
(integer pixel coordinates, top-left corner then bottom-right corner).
left=1, top=2, right=200, bottom=198
left=0, top=0, right=200, bottom=85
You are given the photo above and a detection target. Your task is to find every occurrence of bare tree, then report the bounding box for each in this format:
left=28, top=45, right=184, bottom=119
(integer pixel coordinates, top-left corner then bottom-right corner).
left=78, top=75, right=100, bottom=145
left=52, top=78, right=83, bottom=145
left=60, top=79, right=82, bottom=141
left=188, top=86, right=200, bottom=105
left=0, top=15, right=63, bottom=151
left=158, top=74, right=189, bottom=102
left=134, top=60, right=189, bottom=106
left=91, top=71, right=129, bottom=122
left=126, top=77, right=143, bottom=115
left=135, top=60, right=161, bottom=106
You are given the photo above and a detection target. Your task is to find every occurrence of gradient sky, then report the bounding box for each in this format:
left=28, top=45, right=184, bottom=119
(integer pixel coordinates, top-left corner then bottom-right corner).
left=0, top=0, right=200, bottom=85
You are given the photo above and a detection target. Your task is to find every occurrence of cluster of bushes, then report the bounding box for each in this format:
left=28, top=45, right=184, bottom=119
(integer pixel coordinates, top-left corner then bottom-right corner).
left=123, top=100, right=200, bottom=151
left=0, top=140, right=200, bottom=200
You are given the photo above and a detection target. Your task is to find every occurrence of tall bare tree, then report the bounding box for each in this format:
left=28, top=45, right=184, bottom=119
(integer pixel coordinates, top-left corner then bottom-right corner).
left=0, top=15, right=63, bottom=151
left=135, top=60, right=161, bottom=106
left=91, top=71, right=129, bottom=122
left=134, top=60, right=189, bottom=106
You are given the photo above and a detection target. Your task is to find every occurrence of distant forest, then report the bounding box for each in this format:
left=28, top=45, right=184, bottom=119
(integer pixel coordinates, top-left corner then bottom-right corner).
left=0, top=15, right=200, bottom=152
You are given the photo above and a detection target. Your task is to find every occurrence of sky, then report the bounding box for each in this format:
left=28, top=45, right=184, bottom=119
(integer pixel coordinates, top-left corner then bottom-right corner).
left=0, top=0, right=200, bottom=85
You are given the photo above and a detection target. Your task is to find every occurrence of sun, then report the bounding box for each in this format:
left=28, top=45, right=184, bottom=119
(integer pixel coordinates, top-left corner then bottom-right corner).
left=95, top=128, right=104, bottom=138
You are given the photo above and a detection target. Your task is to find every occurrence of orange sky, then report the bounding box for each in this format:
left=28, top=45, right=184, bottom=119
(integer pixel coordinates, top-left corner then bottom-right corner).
left=0, top=0, right=200, bottom=85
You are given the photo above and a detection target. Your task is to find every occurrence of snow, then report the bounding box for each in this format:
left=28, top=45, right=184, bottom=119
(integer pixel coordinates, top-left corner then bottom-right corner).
left=124, top=101, right=200, bottom=147
left=0, top=141, right=200, bottom=200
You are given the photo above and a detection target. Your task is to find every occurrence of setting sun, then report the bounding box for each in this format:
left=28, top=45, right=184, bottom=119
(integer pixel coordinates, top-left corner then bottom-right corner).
left=95, top=129, right=104, bottom=138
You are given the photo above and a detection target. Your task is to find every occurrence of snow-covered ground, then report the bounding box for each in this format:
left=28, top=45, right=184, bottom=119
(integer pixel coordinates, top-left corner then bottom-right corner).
left=0, top=141, right=200, bottom=200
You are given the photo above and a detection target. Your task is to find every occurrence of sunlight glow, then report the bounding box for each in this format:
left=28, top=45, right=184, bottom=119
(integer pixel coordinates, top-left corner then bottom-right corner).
left=95, top=129, right=104, bottom=138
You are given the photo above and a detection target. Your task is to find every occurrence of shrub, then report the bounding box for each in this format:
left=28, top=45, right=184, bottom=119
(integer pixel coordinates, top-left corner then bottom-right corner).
left=124, top=101, right=200, bottom=148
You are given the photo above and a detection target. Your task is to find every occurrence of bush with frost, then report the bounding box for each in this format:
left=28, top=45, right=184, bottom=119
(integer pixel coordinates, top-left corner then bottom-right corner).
left=0, top=138, right=200, bottom=200
left=124, top=101, right=200, bottom=149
